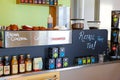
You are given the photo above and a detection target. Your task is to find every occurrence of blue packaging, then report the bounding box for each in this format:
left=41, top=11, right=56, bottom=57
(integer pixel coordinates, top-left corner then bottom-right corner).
left=48, top=23, right=53, bottom=28
left=49, top=0, right=54, bottom=5
left=59, top=47, right=65, bottom=58
left=91, top=56, right=96, bottom=63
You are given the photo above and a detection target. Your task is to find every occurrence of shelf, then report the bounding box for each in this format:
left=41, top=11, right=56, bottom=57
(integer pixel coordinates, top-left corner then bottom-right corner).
left=17, top=3, right=58, bottom=7
left=16, top=0, right=58, bottom=7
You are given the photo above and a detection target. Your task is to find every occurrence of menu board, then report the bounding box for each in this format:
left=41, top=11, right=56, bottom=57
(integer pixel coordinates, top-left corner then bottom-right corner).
left=71, top=29, right=108, bottom=55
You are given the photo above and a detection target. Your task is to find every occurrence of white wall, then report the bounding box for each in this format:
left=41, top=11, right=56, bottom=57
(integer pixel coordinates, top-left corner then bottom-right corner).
left=100, top=0, right=120, bottom=40
left=84, top=0, right=95, bottom=29
left=71, top=0, right=95, bottom=29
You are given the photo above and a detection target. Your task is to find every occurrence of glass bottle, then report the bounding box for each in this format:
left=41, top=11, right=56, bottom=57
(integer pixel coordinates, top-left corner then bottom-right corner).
left=4, top=56, right=10, bottom=76
left=0, top=57, right=3, bottom=76
left=24, top=0, right=29, bottom=3
left=29, top=0, right=33, bottom=3
left=20, top=0, right=25, bottom=3
left=19, top=55, right=25, bottom=73
left=54, top=0, right=58, bottom=5
left=25, top=54, right=32, bottom=72
left=46, top=0, right=49, bottom=4
left=33, top=0, right=38, bottom=4
left=11, top=56, right=18, bottom=75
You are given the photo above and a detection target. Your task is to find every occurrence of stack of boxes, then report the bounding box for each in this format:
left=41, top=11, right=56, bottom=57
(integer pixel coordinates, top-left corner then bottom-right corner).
left=45, top=47, right=69, bottom=70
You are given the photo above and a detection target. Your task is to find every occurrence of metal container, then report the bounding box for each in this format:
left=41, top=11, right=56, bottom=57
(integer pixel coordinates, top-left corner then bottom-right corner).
left=87, top=21, right=100, bottom=29
left=71, top=0, right=85, bottom=19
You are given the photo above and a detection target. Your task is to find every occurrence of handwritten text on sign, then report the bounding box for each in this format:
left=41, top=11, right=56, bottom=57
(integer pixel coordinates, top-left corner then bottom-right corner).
left=79, top=31, right=96, bottom=50
left=6, top=32, right=28, bottom=41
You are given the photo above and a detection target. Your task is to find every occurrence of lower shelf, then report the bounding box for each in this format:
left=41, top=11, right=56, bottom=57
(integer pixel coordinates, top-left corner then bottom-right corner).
left=1, top=60, right=120, bottom=80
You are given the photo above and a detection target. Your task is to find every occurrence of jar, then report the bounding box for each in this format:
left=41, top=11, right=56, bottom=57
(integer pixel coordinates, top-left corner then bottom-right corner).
left=87, top=21, right=100, bottom=29
left=98, top=54, right=104, bottom=63
left=71, top=19, right=84, bottom=30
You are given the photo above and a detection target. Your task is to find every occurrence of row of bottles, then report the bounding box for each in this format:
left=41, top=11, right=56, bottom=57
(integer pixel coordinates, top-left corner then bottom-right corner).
left=20, top=0, right=58, bottom=5
left=0, top=54, right=32, bottom=76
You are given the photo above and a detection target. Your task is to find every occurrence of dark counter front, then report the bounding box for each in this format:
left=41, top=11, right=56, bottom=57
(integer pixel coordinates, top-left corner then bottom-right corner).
left=0, top=29, right=114, bottom=80
left=0, top=30, right=108, bottom=67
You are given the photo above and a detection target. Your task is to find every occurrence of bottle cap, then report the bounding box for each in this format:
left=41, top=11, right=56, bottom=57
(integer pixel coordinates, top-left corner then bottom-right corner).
left=5, top=56, right=9, bottom=59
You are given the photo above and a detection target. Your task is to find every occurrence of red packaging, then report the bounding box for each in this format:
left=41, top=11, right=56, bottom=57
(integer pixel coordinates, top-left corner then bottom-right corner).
left=29, top=0, right=33, bottom=3
left=20, top=0, right=25, bottom=3
left=24, top=0, right=29, bottom=3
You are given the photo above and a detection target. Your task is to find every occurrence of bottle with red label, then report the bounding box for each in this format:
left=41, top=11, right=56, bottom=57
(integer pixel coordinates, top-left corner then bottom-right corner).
left=19, top=55, right=25, bottom=73
left=110, top=43, right=119, bottom=60
left=3, top=56, right=10, bottom=76
left=24, top=0, right=29, bottom=3
left=29, top=0, right=33, bottom=3
left=0, top=57, right=3, bottom=76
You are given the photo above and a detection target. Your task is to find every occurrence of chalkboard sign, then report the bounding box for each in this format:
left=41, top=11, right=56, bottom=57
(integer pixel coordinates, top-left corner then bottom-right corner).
left=71, top=30, right=108, bottom=56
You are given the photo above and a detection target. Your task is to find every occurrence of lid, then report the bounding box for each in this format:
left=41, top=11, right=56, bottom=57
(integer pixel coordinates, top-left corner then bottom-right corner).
left=20, top=55, right=24, bottom=57
left=71, top=19, right=84, bottom=20
left=13, top=56, right=16, bottom=58
left=27, top=54, right=30, bottom=58
left=5, top=56, right=9, bottom=59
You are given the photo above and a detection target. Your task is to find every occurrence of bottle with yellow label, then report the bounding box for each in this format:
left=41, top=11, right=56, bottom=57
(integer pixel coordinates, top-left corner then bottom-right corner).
left=25, top=54, right=32, bottom=72
left=0, top=56, right=3, bottom=76
left=4, top=56, right=10, bottom=76
left=11, top=56, right=18, bottom=75
left=19, top=55, right=25, bottom=73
